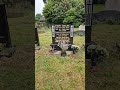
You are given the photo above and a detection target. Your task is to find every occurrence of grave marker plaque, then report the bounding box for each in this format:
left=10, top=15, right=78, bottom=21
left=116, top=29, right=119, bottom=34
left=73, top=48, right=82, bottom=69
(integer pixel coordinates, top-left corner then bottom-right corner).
left=0, top=4, right=12, bottom=48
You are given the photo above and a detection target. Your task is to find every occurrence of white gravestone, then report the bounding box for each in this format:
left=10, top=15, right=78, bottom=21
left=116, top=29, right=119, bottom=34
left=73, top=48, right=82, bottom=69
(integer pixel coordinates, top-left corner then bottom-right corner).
left=77, top=25, right=85, bottom=36
left=79, top=25, right=85, bottom=31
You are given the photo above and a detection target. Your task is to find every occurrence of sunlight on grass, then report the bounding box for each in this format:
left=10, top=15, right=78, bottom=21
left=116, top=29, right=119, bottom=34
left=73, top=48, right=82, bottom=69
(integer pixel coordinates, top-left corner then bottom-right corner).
left=35, top=28, right=85, bottom=90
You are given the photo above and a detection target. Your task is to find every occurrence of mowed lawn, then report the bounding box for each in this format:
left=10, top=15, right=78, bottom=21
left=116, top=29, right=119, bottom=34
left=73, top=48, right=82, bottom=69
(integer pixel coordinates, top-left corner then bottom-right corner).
left=35, top=28, right=85, bottom=90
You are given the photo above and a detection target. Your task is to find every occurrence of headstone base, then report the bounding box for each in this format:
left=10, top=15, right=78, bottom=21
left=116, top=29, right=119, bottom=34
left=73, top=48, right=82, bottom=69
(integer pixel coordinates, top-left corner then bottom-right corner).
left=54, top=51, right=73, bottom=55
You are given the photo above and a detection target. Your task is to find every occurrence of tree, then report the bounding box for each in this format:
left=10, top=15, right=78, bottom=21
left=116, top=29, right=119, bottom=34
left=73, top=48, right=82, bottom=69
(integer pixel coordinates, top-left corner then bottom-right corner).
left=35, top=14, right=41, bottom=22
left=43, top=0, right=84, bottom=27
left=43, top=0, right=47, bottom=4
left=63, top=0, right=84, bottom=27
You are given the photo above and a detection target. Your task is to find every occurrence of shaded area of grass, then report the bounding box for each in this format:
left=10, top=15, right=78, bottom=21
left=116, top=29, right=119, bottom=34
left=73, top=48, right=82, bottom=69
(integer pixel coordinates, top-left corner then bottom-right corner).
left=93, top=4, right=105, bottom=13
left=86, top=4, right=120, bottom=89
left=35, top=28, right=85, bottom=90
left=0, top=8, right=34, bottom=89
left=86, top=24, right=120, bottom=89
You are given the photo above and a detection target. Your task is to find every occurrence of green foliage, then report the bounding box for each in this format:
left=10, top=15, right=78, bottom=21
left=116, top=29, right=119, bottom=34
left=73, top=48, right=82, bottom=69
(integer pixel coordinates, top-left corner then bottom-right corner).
left=43, top=0, right=84, bottom=27
left=35, top=13, right=42, bottom=22
left=63, top=8, right=76, bottom=24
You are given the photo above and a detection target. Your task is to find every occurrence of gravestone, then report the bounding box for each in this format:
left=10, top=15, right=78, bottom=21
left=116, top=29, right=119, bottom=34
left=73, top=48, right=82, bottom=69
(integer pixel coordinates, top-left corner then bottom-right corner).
left=0, top=4, right=12, bottom=48
left=51, top=25, right=75, bottom=56
left=85, top=0, right=94, bottom=64
left=73, top=25, right=85, bottom=36
left=105, top=0, right=120, bottom=11
left=78, top=25, right=85, bottom=35
left=0, top=4, right=15, bottom=57
left=85, top=0, right=93, bottom=44
left=35, top=28, right=40, bottom=46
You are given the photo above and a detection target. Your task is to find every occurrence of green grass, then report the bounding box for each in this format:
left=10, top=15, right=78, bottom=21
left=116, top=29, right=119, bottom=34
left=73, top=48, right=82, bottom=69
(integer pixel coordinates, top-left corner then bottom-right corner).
left=93, top=4, right=105, bottom=13
left=86, top=25, right=120, bottom=90
left=0, top=8, right=34, bottom=89
left=86, top=4, right=120, bottom=89
left=35, top=28, right=85, bottom=90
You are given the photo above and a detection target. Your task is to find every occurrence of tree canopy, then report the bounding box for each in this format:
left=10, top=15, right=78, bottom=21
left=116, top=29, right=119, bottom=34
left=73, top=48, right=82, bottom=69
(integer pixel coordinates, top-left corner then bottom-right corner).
left=43, top=0, right=84, bottom=27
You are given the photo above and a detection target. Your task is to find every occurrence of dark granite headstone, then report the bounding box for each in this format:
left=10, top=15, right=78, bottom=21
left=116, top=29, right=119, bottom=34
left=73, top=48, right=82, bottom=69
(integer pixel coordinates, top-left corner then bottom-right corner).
left=0, top=4, right=12, bottom=48
left=51, top=25, right=73, bottom=50
left=85, top=0, right=93, bottom=44
left=85, top=0, right=93, bottom=60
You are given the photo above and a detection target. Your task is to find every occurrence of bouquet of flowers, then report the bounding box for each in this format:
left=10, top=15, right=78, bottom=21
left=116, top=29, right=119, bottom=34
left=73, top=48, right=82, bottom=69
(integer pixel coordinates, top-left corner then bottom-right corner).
left=87, top=44, right=109, bottom=59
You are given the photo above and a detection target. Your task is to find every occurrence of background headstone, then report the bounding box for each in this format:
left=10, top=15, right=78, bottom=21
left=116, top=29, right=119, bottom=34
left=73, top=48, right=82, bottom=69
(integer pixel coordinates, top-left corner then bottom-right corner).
left=105, top=0, right=120, bottom=11
left=0, top=4, right=12, bottom=48
left=79, top=25, right=85, bottom=31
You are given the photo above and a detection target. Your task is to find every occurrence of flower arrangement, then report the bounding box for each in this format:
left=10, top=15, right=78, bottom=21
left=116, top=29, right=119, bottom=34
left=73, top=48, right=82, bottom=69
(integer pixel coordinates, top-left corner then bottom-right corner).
left=87, top=44, right=109, bottom=59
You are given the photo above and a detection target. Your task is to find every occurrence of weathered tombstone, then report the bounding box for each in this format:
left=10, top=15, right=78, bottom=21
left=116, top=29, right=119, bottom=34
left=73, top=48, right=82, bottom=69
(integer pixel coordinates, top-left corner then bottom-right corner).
left=73, top=25, right=85, bottom=36
left=35, top=28, right=40, bottom=46
left=50, top=25, right=74, bottom=56
left=0, top=4, right=12, bottom=48
left=0, top=4, right=15, bottom=57
left=105, top=0, right=120, bottom=11
left=79, top=25, right=85, bottom=36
